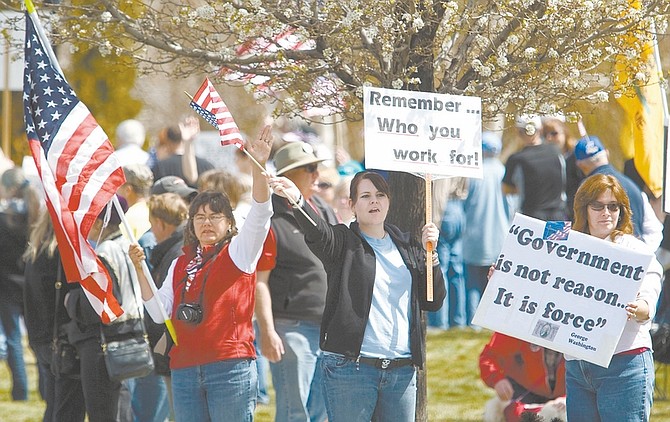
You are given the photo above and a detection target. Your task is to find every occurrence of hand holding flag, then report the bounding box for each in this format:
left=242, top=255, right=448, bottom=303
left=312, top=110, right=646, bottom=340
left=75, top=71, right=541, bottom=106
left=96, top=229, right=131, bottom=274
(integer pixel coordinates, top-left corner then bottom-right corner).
left=187, top=78, right=316, bottom=225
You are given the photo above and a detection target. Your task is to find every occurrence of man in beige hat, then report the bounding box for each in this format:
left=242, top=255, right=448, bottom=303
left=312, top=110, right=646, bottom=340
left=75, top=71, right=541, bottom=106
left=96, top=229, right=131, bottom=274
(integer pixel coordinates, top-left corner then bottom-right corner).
left=256, top=141, right=338, bottom=422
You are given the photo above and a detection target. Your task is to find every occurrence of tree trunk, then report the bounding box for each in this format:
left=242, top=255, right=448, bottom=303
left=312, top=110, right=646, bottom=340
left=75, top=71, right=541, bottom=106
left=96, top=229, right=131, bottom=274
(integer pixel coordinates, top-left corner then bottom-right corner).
left=386, top=171, right=428, bottom=422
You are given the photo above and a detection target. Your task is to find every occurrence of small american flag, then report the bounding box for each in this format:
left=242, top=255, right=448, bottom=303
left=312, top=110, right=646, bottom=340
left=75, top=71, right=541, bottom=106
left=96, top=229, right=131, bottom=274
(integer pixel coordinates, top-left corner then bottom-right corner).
left=23, top=11, right=125, bottom=323
left=189, top=78, right=244, bottom=148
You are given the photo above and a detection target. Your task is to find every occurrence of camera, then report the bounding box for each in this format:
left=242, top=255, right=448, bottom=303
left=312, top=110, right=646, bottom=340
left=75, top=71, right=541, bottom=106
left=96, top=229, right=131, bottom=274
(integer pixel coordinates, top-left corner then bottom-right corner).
left=176, top=303, right=203, bottom=324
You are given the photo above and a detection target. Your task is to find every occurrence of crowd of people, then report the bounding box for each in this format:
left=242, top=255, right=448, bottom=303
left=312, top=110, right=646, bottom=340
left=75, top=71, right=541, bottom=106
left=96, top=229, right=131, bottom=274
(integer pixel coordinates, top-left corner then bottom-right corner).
left=0, top=112, right=666, bottom=422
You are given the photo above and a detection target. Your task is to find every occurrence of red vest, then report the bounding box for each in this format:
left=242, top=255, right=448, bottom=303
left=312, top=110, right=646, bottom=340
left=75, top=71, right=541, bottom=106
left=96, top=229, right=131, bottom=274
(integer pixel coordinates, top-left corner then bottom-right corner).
left=169, top=244, right=256, bottom=369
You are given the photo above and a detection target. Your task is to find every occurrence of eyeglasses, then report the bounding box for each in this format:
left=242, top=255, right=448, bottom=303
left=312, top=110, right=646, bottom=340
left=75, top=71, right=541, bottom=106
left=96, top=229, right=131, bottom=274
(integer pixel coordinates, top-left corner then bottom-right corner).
left=546, top=131, right=559, bottom=136
left=193, top=213, right=226, bottom=225
left=588, top=201, right=621, bottom=212
left=302, top=163, right=318, bottom=173
left=317, top=182, right=333, bottom=189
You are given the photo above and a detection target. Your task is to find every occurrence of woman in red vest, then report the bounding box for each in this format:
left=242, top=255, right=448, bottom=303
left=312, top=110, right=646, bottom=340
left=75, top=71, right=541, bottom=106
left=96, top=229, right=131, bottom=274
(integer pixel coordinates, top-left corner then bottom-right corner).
left=129, top=126, right=273, bottom=422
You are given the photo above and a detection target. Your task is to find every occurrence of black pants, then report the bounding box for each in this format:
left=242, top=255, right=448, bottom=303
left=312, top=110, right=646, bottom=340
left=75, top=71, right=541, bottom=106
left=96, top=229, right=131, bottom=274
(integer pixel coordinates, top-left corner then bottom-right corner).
left=75, top=337, right=121, bottom=422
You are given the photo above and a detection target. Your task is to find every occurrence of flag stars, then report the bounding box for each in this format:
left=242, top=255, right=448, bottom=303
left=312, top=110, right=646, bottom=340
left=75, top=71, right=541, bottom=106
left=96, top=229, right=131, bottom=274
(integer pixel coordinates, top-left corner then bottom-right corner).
left=46, top=100, right=57, bottom=108
left=38, top=120, right=47, bottom=130
left=37, top=61, right=48, bottom=70
left=26, top=124, right=35, bottom=133
left=43, top=86, right=53, bottom=96
left=51, top=110, right=62, bottom=121
left=35, top=106, right=43, bottom=116
left=40, top=74, right=51, bottom=83
left=62, top=97, right=72, bottom=106
left=57, top=86, right=66, bottom=95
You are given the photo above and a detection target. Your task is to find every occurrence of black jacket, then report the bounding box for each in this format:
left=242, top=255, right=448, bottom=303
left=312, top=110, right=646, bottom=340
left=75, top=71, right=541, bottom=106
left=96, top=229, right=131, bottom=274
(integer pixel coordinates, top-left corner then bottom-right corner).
left=293, top=202, right=446, bottom=369
left=268, top=194, right=338, bottom=322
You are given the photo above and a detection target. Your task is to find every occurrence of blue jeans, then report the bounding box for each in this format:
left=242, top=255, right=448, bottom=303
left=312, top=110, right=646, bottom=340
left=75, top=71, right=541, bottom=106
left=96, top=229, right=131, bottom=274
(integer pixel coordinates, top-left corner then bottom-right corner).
left=0, top=293, right=27, bottom=400
left=171, top=358, right=257, bottom=422
left=127, top=373, right=170, bottom=422
left=428, top=200, right=466, bottom=329
left=465, top=265, right=489, bottom=326
left=254, top=321, right=270, bottom=405
left=319, top=352, right=417, bottom=422
left=566, top=350, right=654, bottom=422
left=269, top=318, right=326, bottom=422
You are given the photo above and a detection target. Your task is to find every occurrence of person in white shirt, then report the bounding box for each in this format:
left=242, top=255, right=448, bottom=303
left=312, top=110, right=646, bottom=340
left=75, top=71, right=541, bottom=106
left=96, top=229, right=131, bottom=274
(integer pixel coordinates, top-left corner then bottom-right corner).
left=565, top=173, right=662, bottom=422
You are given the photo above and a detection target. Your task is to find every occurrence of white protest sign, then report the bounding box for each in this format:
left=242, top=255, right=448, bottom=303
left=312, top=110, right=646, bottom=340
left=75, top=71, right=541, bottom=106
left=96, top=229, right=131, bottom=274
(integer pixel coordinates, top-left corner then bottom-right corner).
left=363, top=86, right=482, bottom=178
left=472, top=214, right=654, bottom=368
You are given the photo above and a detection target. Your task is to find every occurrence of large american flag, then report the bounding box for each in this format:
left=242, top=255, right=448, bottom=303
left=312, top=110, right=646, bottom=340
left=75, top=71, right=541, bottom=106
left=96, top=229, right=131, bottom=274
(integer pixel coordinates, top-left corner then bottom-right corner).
left=23, top=11, right=125, bottom=323
left=189, top=77, right=244, bottom=148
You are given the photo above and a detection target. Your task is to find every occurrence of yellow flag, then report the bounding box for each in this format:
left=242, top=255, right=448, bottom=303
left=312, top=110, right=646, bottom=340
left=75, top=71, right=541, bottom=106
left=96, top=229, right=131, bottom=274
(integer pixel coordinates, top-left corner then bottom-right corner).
left=614, top=9, right=665, bottom=198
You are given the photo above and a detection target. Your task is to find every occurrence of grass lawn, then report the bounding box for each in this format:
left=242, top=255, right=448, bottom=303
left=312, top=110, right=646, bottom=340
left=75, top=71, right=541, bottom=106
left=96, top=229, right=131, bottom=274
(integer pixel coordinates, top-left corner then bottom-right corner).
left=2, top=329, right=670, bottom=421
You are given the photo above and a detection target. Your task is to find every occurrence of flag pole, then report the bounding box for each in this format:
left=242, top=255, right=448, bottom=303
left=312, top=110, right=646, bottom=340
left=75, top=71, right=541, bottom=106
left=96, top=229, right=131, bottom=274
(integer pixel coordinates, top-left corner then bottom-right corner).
left=183, top=91, right=317, bottom=226
left=425, top=174, right=434, bottom=302
left=651, top=23, right=670, bottom=211
left=24, top=0, right=64, bottom=77
left=112, top=196, right=178, bottom=345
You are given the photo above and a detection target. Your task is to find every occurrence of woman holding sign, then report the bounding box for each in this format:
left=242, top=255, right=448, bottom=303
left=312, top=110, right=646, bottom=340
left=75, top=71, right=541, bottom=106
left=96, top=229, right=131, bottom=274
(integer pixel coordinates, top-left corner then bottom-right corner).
left=270, top=170, right=446, bottom=422
left=566, top=174, right=662, bottom=422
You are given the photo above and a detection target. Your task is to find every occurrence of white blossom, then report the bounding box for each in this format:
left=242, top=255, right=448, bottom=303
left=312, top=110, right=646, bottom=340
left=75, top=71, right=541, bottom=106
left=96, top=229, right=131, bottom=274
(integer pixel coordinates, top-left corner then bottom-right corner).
left=507, top=34, right=519, bottom=46
left=381, top=17, right=394, bottom=30
left=569, top=68, right=580, bottom=79
left=595, top=91, right=609, bottom=102
left=99, top=41, right=112, bottom=57
left=100, top=11, right=112, bottom=23
left=524, top=47, right=537, bottom=60
left=497, top=54, right=509, bottom=67
left=413, top=17, right=425, bottom=31
left=547, top=48, right=559, bottom=59
left=196, top=5, right=216, bottom=20
left=392, top=79, right=403, bottom=89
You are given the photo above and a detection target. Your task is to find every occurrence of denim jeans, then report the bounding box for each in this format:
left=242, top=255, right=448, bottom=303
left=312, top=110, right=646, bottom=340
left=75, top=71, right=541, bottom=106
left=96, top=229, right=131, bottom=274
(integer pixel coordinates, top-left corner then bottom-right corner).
left=127, top=373, right=170, bottom=422
left=0, top=294, right=27, bottom=400
left=269, top=318, right=326, bottom=422
left=428, top=200, right=466, bottom=329
left=254, top=321, right=270, bottom=405
left=566, top=350, right=654, bottom=422
left=465, top=265, right=489, bottom=326
left=171, top=358, right=257, bottom=422
left=319, top=352, right=417, bottom=422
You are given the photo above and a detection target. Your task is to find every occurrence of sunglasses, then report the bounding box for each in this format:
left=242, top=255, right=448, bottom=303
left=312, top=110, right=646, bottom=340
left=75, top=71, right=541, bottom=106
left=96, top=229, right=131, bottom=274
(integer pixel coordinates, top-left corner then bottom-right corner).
left=588, top=201, right=621, bottom=212
left=302, top=163, right=318, bottom=173
left=317, top=182, right=333, bottom=189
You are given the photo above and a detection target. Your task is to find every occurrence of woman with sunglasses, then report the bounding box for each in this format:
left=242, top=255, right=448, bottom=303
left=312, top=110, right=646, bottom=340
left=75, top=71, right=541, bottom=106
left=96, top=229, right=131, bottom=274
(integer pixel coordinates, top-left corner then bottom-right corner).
left=566, top=173, right=662, bottom=422
left=270, top=171, right=446, bottom=422
left=129, top=126, right=273, bottom=422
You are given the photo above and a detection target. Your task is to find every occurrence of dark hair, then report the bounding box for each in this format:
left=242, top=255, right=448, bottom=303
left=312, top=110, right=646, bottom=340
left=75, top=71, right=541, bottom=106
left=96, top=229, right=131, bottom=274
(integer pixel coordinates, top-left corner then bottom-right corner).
left=184, top=190, right=238, bottom=245
left=349, top=171, right=390, bottom=204
left=573, top=174, right=633, bottom=240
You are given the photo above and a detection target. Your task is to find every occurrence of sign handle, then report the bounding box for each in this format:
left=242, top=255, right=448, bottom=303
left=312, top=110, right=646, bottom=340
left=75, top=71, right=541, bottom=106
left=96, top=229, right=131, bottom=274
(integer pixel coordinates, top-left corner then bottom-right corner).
left=425, top=174, right=434, bottom=302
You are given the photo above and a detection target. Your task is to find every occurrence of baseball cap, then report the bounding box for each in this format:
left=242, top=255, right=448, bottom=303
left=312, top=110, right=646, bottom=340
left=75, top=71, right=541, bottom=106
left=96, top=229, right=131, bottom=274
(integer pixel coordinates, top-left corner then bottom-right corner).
left=274, top=142, right=326, bottom=176
left=151, top=176, right=198, bottom=202
left=574, top=136, right=606, bottom=161
left=481, top=131, right=502, bottom=155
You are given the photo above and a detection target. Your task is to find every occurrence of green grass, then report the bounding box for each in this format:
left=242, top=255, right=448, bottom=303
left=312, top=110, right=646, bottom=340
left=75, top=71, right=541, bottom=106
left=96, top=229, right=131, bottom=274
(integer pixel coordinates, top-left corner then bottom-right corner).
left=2, top=329, right=670, bottom=421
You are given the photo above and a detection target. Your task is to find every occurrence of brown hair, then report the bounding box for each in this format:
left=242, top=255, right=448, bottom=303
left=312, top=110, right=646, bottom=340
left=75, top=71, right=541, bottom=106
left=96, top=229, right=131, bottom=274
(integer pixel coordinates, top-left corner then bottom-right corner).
left=349, top=171, right=390, bottom=204
left=148, top=193, right=188, bottom=227
left=184, top=190, right=238, bottom=245
left=197, top=169, right=250, bottom=208
left=573, top=174, right=633, bottom=240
